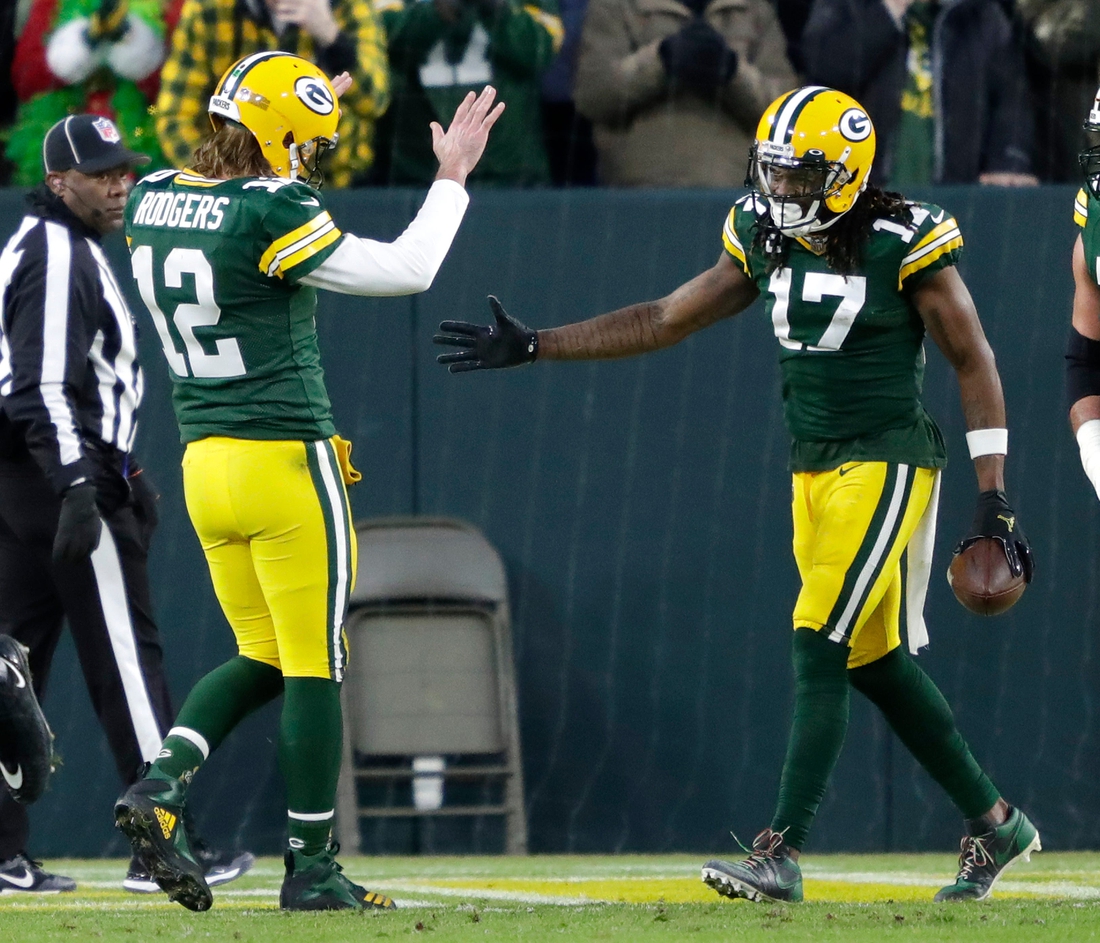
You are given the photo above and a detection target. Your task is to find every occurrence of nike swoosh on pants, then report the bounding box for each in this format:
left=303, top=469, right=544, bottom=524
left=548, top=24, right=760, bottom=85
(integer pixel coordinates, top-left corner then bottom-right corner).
left=0, top=761, right=23, bottom=790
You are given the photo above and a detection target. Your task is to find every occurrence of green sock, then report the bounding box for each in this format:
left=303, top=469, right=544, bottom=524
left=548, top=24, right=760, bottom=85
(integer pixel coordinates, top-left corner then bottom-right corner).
left=280, top=677, right=343, bottom=855
left=848, top=646, right=1001, bottom=819
left=770, top=628, right=851, bottom=849
left=151, top=656, right=284, bottom=783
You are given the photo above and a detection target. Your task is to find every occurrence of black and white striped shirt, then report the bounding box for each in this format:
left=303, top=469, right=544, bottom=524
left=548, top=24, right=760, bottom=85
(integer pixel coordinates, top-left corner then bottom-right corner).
left=0, top=191, right=142, bottom=494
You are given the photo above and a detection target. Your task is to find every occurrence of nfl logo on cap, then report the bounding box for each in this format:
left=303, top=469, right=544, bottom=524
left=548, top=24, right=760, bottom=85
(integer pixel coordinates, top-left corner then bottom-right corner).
left=42, top=114, right=150, bottom=174
left=92, top=117, right=121, bottom=144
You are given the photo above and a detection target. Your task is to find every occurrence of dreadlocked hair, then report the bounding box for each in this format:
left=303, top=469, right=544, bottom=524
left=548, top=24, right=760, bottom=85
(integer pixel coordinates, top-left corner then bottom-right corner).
left=189, top=121, right=274, bottom=179
left=750, top=186, right=912, bottom=276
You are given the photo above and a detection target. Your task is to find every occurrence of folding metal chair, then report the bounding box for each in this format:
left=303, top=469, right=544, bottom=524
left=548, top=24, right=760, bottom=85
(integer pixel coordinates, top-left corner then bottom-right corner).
left=334, top=517, right=527, bottom=854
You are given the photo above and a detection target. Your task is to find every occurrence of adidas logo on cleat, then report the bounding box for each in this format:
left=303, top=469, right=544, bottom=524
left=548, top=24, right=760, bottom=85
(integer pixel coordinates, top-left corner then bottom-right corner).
left=154, top=807, right=177, bottom=839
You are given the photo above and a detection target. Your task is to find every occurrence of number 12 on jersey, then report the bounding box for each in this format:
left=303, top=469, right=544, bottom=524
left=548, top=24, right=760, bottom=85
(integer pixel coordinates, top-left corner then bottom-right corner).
left=132, top=245, right=246, bottom=379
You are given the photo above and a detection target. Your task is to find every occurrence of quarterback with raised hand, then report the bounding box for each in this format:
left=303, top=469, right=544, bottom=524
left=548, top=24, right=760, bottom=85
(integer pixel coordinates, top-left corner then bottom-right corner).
left=115, top=52, right=502, bottom=912
left=436, top=86, right=1037, bottom=903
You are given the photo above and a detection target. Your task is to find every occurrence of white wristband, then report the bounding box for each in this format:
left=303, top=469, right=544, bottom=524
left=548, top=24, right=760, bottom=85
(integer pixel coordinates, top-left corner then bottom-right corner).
left=1076, top=419, right=1100, bottom=500
left=965, top=428, right=1008, bottom=459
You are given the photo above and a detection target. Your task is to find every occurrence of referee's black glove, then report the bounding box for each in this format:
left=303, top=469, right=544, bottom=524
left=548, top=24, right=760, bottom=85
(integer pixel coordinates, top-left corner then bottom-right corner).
left=434, top=296, right=538, bottom=372
left=954, top=489, right=1035, bottom=583
left=53, top=483, right=103, bottom=565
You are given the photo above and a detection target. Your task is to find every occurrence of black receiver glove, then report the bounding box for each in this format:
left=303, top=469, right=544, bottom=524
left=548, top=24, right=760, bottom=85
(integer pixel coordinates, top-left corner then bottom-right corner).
left=434, top=296, right=538, bottom=372
left=658, top=19, right=739, bottom=94
left=953, top=489, right=1035, bottom=583
left=129, top=471, right=160, bottom=552
left=53, top=482, right=103, bottom=565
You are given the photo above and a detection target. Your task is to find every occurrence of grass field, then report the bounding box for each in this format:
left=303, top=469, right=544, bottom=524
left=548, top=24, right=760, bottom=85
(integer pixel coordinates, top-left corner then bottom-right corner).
left=5, top=852, right=1100, bottom=941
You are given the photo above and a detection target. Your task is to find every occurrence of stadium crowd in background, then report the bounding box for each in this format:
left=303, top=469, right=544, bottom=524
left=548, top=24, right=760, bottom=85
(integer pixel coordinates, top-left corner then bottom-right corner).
left=0, top=0, right=1098, bottom=186
left=371, top=0, right=563, bottom=186
left=156, top=0, right=389, bottom=188
left=1019, top=0, right=1100, bottom=182
left=801, top=0, right=1038, bottom=187
left=573, top=0, right=795, bottom=187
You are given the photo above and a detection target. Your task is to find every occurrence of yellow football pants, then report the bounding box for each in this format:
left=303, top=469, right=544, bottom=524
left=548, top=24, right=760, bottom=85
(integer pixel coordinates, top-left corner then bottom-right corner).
left=182, top=437, right=357, bottom=680
left=792, top=461, right=937, bottom=668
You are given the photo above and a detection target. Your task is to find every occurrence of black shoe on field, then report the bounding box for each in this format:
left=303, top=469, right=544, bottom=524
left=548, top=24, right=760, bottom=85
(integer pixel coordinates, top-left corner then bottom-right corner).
left=115, top=777, right=211, bottom=911
left=934, top=806, right=1041, bottom=902
left=125, top=846, right=257, bottom=893
left=280, top=842, right=396, bottom=912
left=187, top=815, right=256, bottom=887
left=0, top=853, right=75, bottom=893
left=0, top=635, right=54, bottom=805
left=702, top=829, right=804, bottom=903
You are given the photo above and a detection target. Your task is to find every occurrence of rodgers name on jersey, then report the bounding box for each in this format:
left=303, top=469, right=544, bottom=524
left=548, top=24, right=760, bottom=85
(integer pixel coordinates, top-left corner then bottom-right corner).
left=125, top=170, right=345, bottom=443
left=722, top=195, right=963, bottom=472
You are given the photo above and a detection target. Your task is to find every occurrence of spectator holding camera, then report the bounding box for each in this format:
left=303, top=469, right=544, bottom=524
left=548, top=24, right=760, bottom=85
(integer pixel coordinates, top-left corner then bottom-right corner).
left=156, top=0, right=389, bottom=187
left=573, top=0, right=795, bottom=187
left=377, top=0, right=563, bottom=185
left=801, top=0, right=1038, bottom=186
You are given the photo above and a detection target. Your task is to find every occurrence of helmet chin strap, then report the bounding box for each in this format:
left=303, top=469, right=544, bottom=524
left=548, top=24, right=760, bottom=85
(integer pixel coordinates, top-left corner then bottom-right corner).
left=287, top=141, right=301, bottom=182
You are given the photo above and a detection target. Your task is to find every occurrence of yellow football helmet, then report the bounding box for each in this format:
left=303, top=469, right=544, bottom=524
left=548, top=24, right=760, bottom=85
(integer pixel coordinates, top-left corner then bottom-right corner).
left=1080, top=84, right=1100, bottom=199
left=208, top=52, right=340, bottom=186
left=748, top=86, right=876, bottom=237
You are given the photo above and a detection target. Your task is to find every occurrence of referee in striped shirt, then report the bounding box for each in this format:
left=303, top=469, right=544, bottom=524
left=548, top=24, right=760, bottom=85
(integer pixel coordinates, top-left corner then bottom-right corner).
left=0, top=115, right=250, bottom=893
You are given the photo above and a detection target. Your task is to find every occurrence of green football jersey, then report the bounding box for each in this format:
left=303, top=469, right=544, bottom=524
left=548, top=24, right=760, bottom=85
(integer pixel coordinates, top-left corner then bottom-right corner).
left=1075, top=187, right=1100, bottom=285
left=722, top=195, right=962, bottom=472
left=124, top=170, right=346, bottom=443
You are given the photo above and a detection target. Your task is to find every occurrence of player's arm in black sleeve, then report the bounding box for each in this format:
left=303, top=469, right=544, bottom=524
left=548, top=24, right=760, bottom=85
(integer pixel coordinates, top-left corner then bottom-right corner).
left=434, top=253, right=759, bottom=371
left=914, top=264, right=1033, bottom=580
left=2, top=230, right=96, bottom=494
left=1066, top=233, right=1100, bottom=498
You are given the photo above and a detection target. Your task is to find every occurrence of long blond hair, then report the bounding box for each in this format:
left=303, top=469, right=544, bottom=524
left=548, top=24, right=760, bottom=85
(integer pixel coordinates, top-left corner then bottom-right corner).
left=189, top=122, right=275, bottom=179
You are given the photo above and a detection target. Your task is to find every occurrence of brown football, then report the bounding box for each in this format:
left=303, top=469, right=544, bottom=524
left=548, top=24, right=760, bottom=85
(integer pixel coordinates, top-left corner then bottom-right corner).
left=947, top=537, right=1026, bottom=616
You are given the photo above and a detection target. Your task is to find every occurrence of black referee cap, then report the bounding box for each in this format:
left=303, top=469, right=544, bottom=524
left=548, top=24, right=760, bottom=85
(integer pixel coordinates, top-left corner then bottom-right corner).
left=42, top=115, right=151, bottom=175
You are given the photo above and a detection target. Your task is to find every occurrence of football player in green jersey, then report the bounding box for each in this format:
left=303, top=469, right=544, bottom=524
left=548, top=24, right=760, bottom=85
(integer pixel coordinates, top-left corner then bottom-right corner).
left=114, top=52, right=503, bottom=912
left=1067, top=87, right=1100, bottom=503
left=435, top=86, right=1038, bottom=903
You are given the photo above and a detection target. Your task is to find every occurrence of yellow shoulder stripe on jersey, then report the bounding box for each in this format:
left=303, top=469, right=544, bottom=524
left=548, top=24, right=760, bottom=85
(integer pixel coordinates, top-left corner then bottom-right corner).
left=176, top=170, right=220, bottom=188
left=898, top=219, right=963, bottom=288
left=722, top=208, right=749, bottom=274
left=259, top=212, right=340, bottom=277
left=1075, top=188, right=1088, bottom=229
left=277, top=227, right=343, bottom=276
left=524, top=5, right=565, bottom=52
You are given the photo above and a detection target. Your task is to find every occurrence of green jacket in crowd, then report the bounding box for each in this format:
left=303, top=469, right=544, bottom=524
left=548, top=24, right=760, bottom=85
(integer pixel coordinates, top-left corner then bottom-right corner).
left=377, top=0, right=563, bottom=186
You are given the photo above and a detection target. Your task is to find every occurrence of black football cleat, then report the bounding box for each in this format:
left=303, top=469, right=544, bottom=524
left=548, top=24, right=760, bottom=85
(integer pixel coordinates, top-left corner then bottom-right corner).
left=702, top=829, right=804, bottom=903
left=0, top=853, right=75, bottom=894
left=115, top=777, right=211, bottom=911
left=187, top=817, right=256, bottom=888
left=0, top=635, right=54, bottom=804
left=125, top=843, right=256, bottom=894
left=281, top=842, right=396, bottom=911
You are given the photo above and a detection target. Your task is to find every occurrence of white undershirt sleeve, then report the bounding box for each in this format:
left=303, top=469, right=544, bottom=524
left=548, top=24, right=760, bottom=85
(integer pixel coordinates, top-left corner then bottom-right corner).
left=1076, top=419, right=1100, bottom=500
left=299, top=179, right=470, bottom=297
